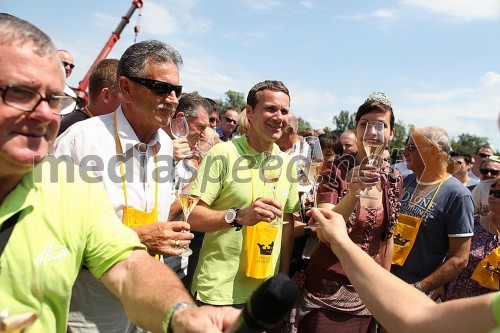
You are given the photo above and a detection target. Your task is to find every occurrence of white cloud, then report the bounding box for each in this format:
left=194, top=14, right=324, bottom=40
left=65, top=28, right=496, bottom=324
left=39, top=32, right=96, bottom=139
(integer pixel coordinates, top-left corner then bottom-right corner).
left=481, top=71, right=500, bottom=87
left=394, top=73, right=500, bottom=148
left=240, top=0, right=284, bottom=11
left=300, top=1, right=314, bottom=9
left=141, top=2, right=178, bottom=35
left=400, top=0, right=500, bottom=21
left=140, top=0, right=211, bottom=36
left=400, top=88, right=475, bottom=103
left=339, top=9, right=398, bottom=20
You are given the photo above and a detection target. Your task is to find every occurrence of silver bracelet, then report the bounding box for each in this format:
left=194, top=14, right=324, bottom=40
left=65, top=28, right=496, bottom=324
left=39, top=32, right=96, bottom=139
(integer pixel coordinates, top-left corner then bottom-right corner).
left=163, top=301, right=197, bottom=333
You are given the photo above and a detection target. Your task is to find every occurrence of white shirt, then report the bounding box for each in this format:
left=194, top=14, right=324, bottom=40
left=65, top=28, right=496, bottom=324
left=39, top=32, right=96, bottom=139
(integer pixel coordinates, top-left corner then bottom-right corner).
left=471, top=179, right=495, bottom=214
left=52, top=106, right=175, bottom=220
left=52, top=106, right=177, bottom=332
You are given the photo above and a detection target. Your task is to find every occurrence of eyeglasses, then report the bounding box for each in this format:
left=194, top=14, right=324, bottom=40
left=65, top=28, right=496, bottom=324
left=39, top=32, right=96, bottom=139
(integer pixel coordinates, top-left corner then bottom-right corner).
left=490, top=189, right=500, bottom=199
left=62, top=61, right=75, bottom=69
left=224, top=116, right=237, bottom=125
left=478, top=153, right=492, bottom=159
left=480, top=168, right=500, bottom=176
left=125, top=76, right=182, bottom=97
left=209, top=117, right=218, bottom=123
left=404, top=143, right=430, bottom=153
left=0, top=85, right=77, bottom=115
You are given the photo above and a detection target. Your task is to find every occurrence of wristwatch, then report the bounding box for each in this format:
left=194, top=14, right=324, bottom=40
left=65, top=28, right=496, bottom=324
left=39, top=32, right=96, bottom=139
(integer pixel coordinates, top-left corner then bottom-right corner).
left=225, top=208, right=242, bottom=231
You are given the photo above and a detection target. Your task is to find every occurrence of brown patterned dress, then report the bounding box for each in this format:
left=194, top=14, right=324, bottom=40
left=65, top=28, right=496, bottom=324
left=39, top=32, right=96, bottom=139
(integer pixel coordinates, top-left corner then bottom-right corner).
left=284, top=154, right=402, bottom=333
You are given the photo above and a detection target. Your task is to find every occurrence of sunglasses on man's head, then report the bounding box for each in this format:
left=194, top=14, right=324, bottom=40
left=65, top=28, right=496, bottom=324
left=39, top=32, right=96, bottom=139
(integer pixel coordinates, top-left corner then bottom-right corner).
left=62, top=61, right=75, bottom=69
left=224, top=116, right=237, bottom=125
left=490, top=189, right=500, bottom=199
left=480, top=168, right=500, bottom=176
left=125, top=76, right=182, bottom=97
left=478, top=153, right=492, bottom=159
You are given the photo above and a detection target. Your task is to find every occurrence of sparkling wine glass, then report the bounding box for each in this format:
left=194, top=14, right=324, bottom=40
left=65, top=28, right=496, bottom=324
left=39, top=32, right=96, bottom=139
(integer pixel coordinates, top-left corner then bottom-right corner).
left=170, top=117, right=192, bottom=157
left=304, top=136, right=324, bottom=229
left=356, top=121, right=385, bottom=199
left=261, top=151, right=283, bottom=226
left=194, top=139, right=214, bottom=157
left=178, top=194, right=200, bottom=257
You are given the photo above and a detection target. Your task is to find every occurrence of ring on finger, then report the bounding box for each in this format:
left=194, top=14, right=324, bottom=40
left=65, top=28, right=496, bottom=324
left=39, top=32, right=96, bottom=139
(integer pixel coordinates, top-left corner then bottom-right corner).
left=175, top=240, right=179, bottom=247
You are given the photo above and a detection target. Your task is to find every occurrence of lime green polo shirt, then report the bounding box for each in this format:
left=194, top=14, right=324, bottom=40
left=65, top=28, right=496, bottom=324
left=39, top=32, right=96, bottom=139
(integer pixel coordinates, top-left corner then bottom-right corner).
left=0, top=157, right=145, bottom=332
left=190, top=135, right=300, bottom=305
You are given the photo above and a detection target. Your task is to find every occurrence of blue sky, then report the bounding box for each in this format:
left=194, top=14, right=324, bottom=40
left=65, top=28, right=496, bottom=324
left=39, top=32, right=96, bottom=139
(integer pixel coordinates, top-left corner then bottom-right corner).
left=3, top=0, right=500, bottom=149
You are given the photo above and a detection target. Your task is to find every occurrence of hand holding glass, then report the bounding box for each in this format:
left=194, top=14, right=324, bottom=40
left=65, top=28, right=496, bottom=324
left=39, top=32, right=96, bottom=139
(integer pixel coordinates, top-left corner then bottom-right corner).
left=261, top=152, right=284, bottom=226
left=356, top=121, right=385, bottom=200
left=178, top=194, right=200, bottom=256
left=304, top=136, right=324, bottom=229
left=170, top=117, right=192, bottom=157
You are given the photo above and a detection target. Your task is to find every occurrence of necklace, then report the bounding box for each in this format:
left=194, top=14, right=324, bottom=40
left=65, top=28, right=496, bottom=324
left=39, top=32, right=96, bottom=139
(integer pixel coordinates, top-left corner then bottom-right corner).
left=416, top=178, right=441, bottom=186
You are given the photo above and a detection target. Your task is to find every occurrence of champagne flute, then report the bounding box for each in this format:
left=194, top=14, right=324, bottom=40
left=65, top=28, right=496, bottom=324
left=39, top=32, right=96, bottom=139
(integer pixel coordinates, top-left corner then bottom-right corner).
left=170, top=117, right=192, bottom=157
left=261, top=152, right=283, bottom=226
left=356, top=121, right=385, bottom=199
left=304, top=136, right=324, bottom=229
left=178, top=194, right=200, bottom=257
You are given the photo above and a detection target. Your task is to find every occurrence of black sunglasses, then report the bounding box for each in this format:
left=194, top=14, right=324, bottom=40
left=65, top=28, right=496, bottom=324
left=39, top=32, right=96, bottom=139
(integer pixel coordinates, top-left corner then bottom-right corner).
left=209, top=117, right=218, bottom=123
left=478, top=153, right=492, bottom=159
left=62, top=61, right=75, bottom=69
left=404, top=143, right=430, bottom=153
left=490, top=189, right=500, bottom=199
left=126, top=76, right=182, bottom=97
left=480, top=168, right=500, bottom=176
left=224, top=116, right=237, bottom=125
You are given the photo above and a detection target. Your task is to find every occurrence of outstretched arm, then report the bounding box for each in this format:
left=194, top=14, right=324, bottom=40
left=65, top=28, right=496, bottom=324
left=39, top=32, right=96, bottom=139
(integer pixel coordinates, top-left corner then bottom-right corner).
left=312, top=208, right=497, bottom=333
left=101, top=250, right=239, bottom=332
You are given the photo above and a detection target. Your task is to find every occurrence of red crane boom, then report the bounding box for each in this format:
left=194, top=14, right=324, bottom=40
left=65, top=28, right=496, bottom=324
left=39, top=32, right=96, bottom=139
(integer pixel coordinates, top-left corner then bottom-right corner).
left=77, top=0, right=143, bottom=93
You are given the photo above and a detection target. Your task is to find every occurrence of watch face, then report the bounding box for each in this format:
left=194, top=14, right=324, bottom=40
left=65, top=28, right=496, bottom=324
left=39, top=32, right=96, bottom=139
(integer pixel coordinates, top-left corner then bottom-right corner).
left=225, top=209, right=236, bottom=223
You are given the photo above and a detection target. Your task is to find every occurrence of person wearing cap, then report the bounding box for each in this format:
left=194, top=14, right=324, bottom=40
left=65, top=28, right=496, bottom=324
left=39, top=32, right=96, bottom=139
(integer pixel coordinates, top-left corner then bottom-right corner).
left=390, top=127, right=474, bottom=302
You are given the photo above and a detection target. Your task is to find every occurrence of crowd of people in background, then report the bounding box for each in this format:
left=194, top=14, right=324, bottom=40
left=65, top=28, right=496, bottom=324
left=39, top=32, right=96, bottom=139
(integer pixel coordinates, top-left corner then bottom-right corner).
left=2, top=12, right=500, bottom=333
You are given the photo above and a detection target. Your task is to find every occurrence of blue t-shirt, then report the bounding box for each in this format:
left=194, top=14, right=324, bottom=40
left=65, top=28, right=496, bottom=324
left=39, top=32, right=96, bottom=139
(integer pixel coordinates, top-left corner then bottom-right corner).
left=391, top=174, right=474, bottom=283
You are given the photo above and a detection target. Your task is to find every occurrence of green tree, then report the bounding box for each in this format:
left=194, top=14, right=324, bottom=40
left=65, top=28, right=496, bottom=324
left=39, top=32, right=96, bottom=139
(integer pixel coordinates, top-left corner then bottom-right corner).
left=323, top=127, right=335, bottom=135
left=215, top=90, right=246, bottom=112
left=332, top=110, right=356, bottom=136
left=451, top=134, right=490, bottom=155
left=390, top=120, right=412, bottom=150
left=297, top=117, right=312, bottom=134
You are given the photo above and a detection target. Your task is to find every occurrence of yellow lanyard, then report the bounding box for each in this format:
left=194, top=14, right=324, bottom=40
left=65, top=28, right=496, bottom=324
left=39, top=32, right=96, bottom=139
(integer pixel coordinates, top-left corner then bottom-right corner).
left=85, top=106, right=94, bottom=118
left=405, top=177, right=445, bottom=219
left=245, top=137, right=280, bottom=201
left=113, top=111, right=159, bottom=219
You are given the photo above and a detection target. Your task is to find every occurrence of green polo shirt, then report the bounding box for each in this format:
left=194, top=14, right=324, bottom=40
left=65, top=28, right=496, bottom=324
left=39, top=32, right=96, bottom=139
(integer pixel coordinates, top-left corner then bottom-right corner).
left=190, top=135, right=299, bottom=305
left=0, top=157, right=145, bottom=332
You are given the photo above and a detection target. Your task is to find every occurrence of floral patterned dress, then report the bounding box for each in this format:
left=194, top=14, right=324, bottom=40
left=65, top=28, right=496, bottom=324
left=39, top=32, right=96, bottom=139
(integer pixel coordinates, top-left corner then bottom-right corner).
left=446, top=215, right=500, bottom=300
